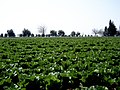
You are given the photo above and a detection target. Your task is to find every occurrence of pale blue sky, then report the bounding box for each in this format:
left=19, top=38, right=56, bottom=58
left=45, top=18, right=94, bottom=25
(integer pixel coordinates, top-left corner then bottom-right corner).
left=0, top=0, right=120, bottom=35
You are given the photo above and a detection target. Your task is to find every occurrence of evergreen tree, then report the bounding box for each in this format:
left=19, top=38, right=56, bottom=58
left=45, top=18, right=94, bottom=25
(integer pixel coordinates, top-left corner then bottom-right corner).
left=103, top=20, right=117, bottom=36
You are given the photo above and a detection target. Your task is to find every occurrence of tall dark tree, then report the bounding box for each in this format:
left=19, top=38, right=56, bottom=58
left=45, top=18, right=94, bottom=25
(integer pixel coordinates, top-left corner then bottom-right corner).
left=58, top=30, right=65, bottom=36
left=104, top=20, right=117, bottom=36
left=108, top=20, right=117, bottom=36
left=7, top=29, right=15, bottom=37
left=50, top=30, right=57, bottom=36
left=71, top=31, right=76, bottom=37
left=103, top=26, right=108, bottom=36
left=22, top=28, right=31, bottom=37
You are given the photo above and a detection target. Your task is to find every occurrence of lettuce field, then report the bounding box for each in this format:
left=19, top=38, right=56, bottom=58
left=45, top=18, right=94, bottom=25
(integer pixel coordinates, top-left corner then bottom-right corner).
left=0, top=37, right=120, bottom=90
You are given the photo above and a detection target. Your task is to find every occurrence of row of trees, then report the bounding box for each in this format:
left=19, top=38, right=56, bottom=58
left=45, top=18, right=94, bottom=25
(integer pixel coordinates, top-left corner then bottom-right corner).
left=0, top=27, right=81, bottom=37
left=0, top=20, right=120, bottom=37
left=92, top=20, right=120, bottom=36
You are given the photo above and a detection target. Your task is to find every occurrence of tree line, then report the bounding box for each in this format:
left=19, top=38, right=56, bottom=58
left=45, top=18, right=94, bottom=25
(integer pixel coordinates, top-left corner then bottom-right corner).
left=0, top=26, right=81, bottom=37
left=92, top=20, right=120, bottom=36
left=0, top=29, right=81, bottom=38
left=0, top=20, right=120, bottom=37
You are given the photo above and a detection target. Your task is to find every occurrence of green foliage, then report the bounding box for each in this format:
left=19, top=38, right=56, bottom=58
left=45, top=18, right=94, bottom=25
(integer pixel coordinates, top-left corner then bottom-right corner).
left=0, top=37, right=120, bottom=89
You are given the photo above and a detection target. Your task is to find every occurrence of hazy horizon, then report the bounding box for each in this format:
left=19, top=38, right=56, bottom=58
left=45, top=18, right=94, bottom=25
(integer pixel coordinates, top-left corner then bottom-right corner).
left=0, top=0, right=120, bottom=35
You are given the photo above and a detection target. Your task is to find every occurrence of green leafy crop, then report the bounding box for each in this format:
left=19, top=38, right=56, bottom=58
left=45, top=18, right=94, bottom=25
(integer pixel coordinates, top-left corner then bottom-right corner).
left=0, top=37, right=120, bottom=90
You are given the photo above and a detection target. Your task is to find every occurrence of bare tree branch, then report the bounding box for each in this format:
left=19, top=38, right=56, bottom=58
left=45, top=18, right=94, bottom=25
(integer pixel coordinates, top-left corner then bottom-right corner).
left=38, top=26, right=47, bottom=35
left=92, top=28, right=98, bottom=36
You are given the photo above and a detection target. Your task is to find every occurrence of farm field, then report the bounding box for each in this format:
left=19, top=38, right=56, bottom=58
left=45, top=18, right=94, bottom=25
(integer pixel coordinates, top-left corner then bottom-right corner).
left=0, top=37, right=120, bottom=90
